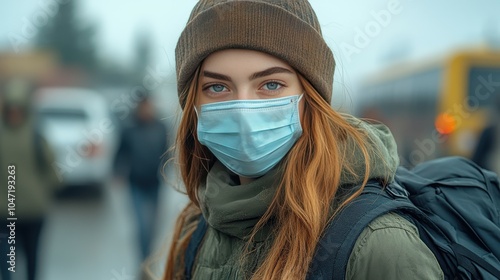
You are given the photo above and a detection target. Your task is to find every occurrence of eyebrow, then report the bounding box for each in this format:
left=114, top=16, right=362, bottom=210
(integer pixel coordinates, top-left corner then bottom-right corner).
left=203, top=71, right=232, bottom=81
left=203, top=67, right=294, bottom=82
left=249, top=67, right=294, bottom=80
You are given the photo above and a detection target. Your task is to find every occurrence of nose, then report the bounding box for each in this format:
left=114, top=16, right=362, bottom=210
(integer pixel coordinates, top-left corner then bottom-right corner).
left=235, top=87, right=259, bottom=100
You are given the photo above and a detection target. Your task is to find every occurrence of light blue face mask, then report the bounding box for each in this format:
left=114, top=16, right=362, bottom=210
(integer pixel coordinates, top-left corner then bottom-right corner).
left=196, top=94, right=303, bottom=178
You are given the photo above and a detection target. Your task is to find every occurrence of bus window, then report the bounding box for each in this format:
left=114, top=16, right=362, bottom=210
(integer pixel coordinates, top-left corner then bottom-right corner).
left=468, top=67, right=500, bottom=108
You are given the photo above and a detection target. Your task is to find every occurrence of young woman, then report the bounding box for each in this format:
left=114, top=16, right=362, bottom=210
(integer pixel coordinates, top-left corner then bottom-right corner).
left=163, top=0, right=444, bottom=279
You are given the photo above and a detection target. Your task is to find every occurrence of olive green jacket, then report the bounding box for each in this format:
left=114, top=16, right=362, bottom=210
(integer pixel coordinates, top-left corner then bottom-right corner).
left=0, top=119, right=60, bottom=220
left=179, top=117, right=444, bottom=279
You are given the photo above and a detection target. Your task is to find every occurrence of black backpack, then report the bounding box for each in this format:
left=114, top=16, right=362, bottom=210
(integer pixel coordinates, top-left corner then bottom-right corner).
left=185, top=157, right=500, bottom=280
left=308, top=156, right=500, bottom=280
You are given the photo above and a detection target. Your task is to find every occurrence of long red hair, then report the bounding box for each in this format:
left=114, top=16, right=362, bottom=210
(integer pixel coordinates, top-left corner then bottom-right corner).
left=163, top=68, right=379, bottom=279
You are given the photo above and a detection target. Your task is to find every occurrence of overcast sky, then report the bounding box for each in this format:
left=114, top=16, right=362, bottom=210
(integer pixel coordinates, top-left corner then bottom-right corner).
left=2, top=0, right=500, bottom=106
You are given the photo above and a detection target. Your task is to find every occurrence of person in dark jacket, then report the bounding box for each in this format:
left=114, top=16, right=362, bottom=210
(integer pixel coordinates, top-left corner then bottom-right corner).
left=472, top=93, right=500, bottom=174
left=162, top=1, right=443, bottom=279
left=114, top=96, right=168, bottom=261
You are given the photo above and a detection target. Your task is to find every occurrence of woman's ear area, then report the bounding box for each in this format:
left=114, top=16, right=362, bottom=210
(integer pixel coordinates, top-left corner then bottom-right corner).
left=299, top=93, right=306, bottom=124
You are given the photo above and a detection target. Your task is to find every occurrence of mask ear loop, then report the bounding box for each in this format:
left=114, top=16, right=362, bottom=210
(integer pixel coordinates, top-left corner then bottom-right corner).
left=193, top=106, right=199, bottom=117
left=293, top=93, right=304, bottom=106
left=292, top=94, right=304, bottom=128
left=298, top=93, right=304, bottom=103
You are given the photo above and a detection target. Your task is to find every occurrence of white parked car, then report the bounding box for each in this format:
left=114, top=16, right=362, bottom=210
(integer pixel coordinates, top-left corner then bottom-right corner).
left=35, top=87, right=118, bottom=189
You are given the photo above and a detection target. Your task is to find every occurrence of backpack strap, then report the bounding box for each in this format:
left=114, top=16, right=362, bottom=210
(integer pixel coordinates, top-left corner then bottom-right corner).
left=451, top=243, right=500, bottom=279
left=307, top=182, right=420, bottom=280
left=185, top=215, right=208, bottom=280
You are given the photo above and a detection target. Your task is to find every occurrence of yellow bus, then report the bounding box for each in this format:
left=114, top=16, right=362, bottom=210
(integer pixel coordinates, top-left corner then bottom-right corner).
left=357, top=48, right=500, bottom=167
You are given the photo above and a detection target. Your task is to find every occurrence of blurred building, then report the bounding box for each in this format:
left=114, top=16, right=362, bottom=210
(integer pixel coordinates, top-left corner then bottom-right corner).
left=0, top=51, right=88, bottom=87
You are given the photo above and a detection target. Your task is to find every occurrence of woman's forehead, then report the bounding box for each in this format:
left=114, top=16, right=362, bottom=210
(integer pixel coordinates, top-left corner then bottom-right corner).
left=201, top=49, right=294, bottom=72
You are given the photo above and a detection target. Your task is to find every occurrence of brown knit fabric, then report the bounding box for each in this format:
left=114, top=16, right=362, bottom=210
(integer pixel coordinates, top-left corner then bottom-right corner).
left=175, top=0, right=335, bottom=108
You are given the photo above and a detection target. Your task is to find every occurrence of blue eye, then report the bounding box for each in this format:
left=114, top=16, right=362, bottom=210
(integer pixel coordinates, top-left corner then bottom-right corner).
left=263, top=82, right=282, bottom=91
left=208, top=84, right=227, bottom=93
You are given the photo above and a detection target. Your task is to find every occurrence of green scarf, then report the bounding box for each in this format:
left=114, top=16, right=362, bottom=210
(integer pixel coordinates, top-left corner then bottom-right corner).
left=197, top=116, right=400, bottom=240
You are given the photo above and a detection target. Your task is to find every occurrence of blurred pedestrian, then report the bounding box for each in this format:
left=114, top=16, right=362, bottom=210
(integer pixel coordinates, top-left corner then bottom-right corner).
left=114, top=95, right=168, bottom=262
left=162, top=1, right=443, bottom=279
left=472, top=93, right=500, bottom=174
left=0, top=78, right=60, bottom=280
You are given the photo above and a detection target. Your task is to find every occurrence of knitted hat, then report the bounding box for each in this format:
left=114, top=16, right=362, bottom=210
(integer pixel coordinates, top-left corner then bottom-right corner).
left=175, top=0, right=335, bottom=108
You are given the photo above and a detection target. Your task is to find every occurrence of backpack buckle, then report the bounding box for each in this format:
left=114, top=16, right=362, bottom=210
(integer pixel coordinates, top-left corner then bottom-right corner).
left=386, top=182, right=409, bottom=199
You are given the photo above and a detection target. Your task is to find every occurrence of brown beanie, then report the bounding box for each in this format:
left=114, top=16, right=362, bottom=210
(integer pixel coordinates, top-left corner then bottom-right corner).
left=175, top=0, right=335, bottom=108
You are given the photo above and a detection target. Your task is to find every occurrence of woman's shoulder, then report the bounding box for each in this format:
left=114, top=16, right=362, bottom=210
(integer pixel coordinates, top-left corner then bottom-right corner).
left=346, top=212, right=444, bottom=280
left=359, top=211, right=416, bottom=233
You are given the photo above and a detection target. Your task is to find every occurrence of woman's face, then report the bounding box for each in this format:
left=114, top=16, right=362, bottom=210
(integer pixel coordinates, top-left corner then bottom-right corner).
left=196, top=49, right=305, bottom=109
